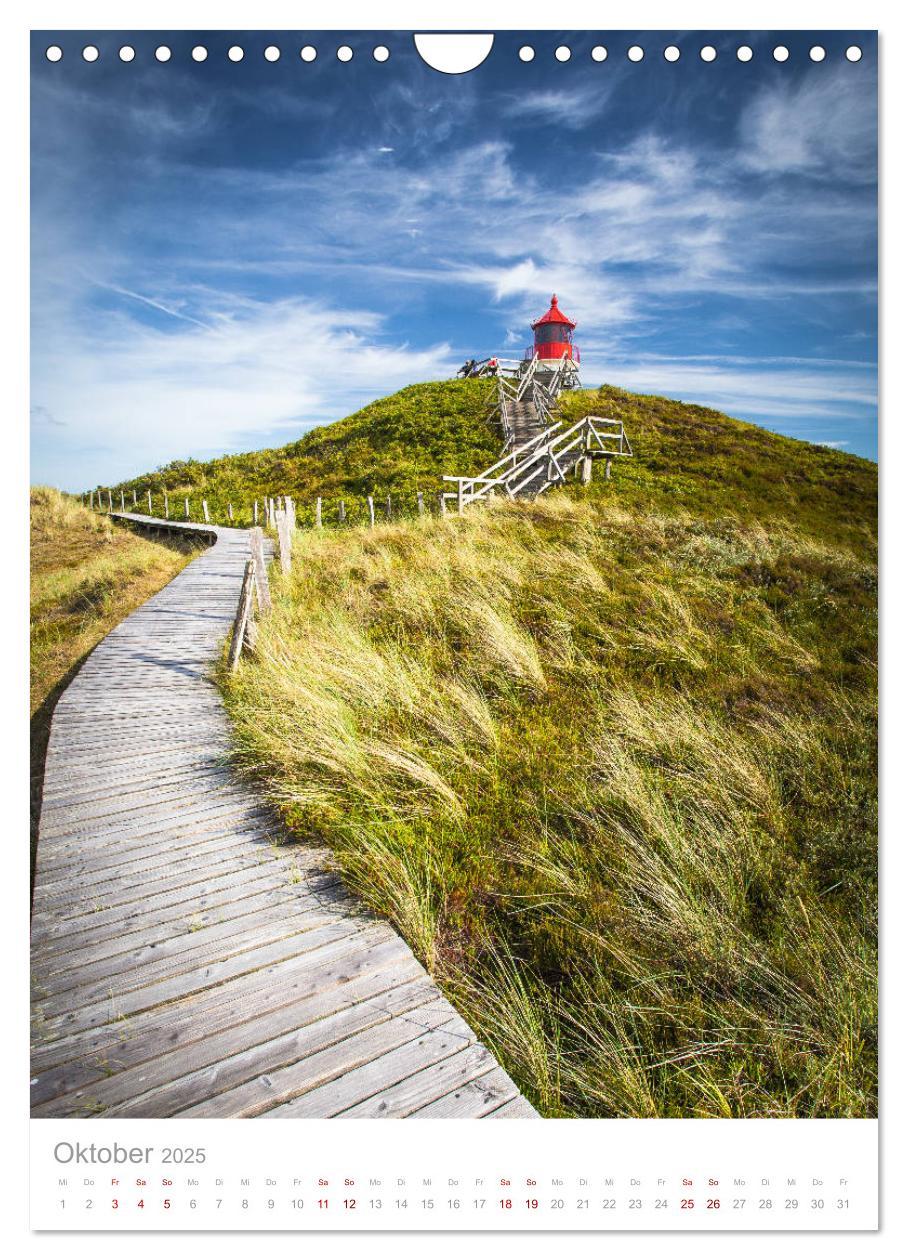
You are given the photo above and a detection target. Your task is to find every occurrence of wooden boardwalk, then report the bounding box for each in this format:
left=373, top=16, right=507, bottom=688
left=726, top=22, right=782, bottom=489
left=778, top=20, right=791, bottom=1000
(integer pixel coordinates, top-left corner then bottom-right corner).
left=31, top=516, right=536, bottom=1119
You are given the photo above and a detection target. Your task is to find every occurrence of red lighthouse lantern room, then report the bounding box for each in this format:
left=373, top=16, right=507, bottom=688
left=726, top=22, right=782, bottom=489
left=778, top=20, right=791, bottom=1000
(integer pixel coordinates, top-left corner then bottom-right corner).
left=528, top=294, right=578, bottom=366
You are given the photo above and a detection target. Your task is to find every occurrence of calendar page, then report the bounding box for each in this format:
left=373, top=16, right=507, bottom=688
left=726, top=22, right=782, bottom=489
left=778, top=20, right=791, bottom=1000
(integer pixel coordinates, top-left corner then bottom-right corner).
left=27, top=11, right=879, bottom=1239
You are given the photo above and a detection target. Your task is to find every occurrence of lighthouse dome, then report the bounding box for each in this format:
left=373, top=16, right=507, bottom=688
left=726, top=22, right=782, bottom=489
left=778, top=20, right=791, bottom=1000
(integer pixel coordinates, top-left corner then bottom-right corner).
left=531, top=294, right=576, bottom=331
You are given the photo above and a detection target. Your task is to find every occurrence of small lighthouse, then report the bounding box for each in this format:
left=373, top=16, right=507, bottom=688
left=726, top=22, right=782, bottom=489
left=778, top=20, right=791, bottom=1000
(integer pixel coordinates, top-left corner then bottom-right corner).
left=456, top=293, right=580, bottom=387
left=527, top=294, right=579, bottom=371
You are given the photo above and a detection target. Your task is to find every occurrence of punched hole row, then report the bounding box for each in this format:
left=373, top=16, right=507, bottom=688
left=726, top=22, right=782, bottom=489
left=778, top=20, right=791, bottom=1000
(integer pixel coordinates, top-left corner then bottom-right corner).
left=45, top=44, right=390, bottom=63
left=46, top=42, right=865, bottom=65
left=523, top=44, right=863, bottom=63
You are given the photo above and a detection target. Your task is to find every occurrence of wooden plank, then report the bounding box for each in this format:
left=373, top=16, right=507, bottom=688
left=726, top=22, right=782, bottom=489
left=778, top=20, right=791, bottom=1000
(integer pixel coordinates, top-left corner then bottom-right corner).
left=176, top=1001, right=456, bottom=1118
left=338, top=1041, right=503, bottom=1117
left=259, top=1012, right=474, bottom=1119
left=409, top=1067, right=525, bottom=1118
left=98, top=973, right=434, bottom=1119
left=31, top=925, right=398, bottom=1080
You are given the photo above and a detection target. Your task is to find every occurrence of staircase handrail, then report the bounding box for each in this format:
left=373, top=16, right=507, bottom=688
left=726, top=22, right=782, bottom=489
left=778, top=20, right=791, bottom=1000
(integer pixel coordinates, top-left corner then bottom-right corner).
left=443, top=415, right=632, bottom=508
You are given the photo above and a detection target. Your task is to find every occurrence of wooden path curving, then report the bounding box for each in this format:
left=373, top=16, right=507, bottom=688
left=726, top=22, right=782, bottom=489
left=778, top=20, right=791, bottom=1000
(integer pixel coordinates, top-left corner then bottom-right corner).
left=31, top=515, right=537, bottom=1119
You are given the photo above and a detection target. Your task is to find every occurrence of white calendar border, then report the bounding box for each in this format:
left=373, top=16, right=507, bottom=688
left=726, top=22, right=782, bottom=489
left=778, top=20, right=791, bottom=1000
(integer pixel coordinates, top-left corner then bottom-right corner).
left=3, top=1, right=902, bottom=1254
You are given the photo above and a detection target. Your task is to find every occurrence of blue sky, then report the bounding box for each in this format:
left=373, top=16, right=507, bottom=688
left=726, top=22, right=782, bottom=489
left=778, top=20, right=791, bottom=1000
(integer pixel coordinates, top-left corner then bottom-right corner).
left=31, top=30, right=878, bottom=490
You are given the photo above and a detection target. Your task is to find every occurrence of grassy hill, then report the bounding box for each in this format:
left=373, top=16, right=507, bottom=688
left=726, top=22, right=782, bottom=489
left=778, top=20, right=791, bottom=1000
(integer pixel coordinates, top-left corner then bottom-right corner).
left=30, top=488, right=201, bottom=878
left=214, top=381, right=877, bottom=1119
left=99, top=380, right=500, bottom=527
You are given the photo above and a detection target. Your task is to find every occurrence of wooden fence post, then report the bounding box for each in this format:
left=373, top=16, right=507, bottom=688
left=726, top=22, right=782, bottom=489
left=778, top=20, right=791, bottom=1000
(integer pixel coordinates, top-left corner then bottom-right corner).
left=147, top=490, right=152, bottom=513
left=581, top=456, right=593, bottom=485
left=107, top=490, right=113, bottom=512
left=120, top=491, right=125, bottom=511
left=438, top=493, right=447, bottom=516
left=88, top=490, right=93, bottom=510
left=253, top=500, right=259, bottom=526
left=202, top=500, right=210, bottom=523
left=184, top=498, right=190, bottom=519
left=605, top=458, right=612, bottom=481
left=249, top=526, right=272, bottom=612
left=368, top=496, right=375, bottom=528
left=132, top=490, right=137, bottom=507
left=227, top=559, right=256, bottom=672
left=457, top=482, right=464, bottom=515
left=417, top=491, right=425, bottom=516
left=338, top=500, right=346, bottom=525
left=228, top=503, right=234, bottom=521
left=315, top=497, right=322, bottom=528
left=164, top=492, right=169, bottom=519
left=386, top=494, right=392, bottom=521
left=275, top=509, right=292, bottom=574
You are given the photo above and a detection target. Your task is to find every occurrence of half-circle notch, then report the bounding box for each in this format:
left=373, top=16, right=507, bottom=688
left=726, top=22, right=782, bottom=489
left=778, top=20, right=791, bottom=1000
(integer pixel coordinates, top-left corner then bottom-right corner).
left=413, top=33, right=494, bottom=75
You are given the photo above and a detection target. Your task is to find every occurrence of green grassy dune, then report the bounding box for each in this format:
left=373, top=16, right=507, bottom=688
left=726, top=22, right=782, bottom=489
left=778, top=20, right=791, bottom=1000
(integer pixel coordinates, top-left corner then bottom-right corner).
left=206, top=380, right=876, bottom=1119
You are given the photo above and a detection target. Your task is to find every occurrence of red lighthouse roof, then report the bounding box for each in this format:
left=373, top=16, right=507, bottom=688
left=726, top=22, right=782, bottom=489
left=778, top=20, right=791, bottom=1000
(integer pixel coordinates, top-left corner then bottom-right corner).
left=531, top=293, right=576, bottom=330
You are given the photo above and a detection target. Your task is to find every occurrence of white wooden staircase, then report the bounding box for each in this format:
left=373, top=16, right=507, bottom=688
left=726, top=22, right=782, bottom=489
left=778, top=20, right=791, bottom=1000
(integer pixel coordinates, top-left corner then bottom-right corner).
left=445, top=355, right=632, bottom=508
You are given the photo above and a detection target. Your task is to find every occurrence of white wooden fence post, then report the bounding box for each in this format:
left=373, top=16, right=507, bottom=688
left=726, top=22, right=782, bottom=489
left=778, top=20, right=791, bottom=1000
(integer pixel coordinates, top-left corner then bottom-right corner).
left=438, top=493, right=447, bottom=516
left=338, top=500, right=346, bottom=525
left=368, top=496, right=375, bottom=528
left=164, top=492, right=169, bottom=519
left=385, top=494, right=392, bottom=521
left=120, top=491, right=125, bottom=511
left=275, top=509, right=292, bottom=574
left=147, top=489, right=152, bottom=513
left=315, top=497, right=322, bottom=528
left=417, top=491, right=425, bottom=516
left=249, top=526, right=272, bottom=612
left=581, top=456, right=593, bottom=485
left=228, top=503, right=234, bottom=521
left=132, top=490, right=137, bottom=507
left=253, top=500, right=258, bottom=525
left=202, top=499, right=210, bottom=523
left=184, top=497, right=190, bottom=520
left=107, top=490, right=113, bottom=512
left=227, top=559, right=256, bottom=672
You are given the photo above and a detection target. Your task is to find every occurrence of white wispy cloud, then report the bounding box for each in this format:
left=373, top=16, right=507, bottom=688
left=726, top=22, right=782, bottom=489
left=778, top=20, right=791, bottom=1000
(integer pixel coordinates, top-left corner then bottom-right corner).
left=31, top=293, right=454, bottom=488
left=500, top=83, right=613, bottom=129
left=579, top=352, right=876, bottom=425
left=739, top=66, right=877, bottom=181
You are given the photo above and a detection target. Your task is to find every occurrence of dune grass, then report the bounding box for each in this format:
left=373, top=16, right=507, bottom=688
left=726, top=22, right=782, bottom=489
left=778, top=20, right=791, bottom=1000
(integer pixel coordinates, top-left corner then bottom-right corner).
left=30, top=487, right=201, bottom=875
left=222, top=421, right=876, bottom=1118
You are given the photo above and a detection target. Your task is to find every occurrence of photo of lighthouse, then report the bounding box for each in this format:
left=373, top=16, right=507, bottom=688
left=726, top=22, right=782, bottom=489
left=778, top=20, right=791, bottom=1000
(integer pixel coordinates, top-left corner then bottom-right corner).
left=30, top=31, right=877, bottom=1123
